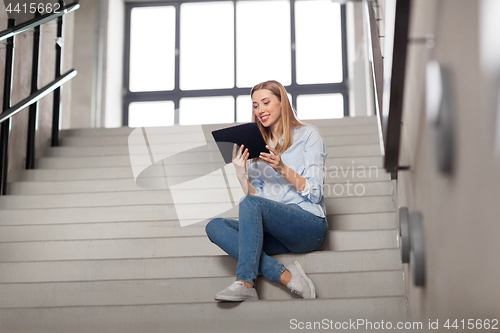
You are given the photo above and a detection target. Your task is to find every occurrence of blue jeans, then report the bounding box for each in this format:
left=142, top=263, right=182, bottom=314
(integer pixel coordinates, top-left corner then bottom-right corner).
left=205, top=195, right=328, bottom=285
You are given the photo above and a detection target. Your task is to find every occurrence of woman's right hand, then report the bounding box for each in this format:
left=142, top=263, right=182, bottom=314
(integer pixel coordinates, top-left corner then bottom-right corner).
left=232, top=143, right=249, bottom=178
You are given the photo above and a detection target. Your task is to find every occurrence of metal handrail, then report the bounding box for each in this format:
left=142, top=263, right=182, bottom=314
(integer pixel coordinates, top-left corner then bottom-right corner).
left=0, top=1, right=79, bottom=195
left=0, top=70, right=77, bottom=124
left=364, top=0, right=411, bottom=174
left=0, top=2, right=80, bottom=42
left=382, top=0, right=411, bottom=173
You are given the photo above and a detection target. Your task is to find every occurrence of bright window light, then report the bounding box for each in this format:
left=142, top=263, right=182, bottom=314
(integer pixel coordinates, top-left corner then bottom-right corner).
left=237, top=95, right=253, bottom=123
left=236, top=1, right=291, bottom=87
left=128, top=101, right=175, bottom=127
left=129, top=6, right=176, bottom=92
left=179, top=96, right=235, bottom=125
left=180, top=2, right=234, bottom=90
left=295, top=1, right=343, bottom=84
left=296, top=94, right=344, bottom=119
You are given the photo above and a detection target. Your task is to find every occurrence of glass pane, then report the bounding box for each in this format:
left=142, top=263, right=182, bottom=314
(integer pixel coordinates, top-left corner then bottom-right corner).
left=180, top=2, right=234, bottom=90
left=179, top=96, right=235, bottom=125
left=296, top=94, right=344, bottom=119
left=236, top=95, right=253, bottom=123
left=295, top=1, right=343, bottom=84
left=129, top=6, right=176, bottom=92
left=236, top=1, right=291, bottom=87
left=128, top=101, right=175, bottom=127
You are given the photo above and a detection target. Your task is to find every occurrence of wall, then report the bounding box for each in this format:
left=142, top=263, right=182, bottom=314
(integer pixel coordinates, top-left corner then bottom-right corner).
left=395, top=0, right=500, bottom=324
left=346, top=1, right=369, bottom=117
left=103, top=0, right=124, bottom=128
left=70, top=0, right=98, bottom=128
left=0, top=0, right=74, bottom=173
left=71, top=0, right=124, bottom=129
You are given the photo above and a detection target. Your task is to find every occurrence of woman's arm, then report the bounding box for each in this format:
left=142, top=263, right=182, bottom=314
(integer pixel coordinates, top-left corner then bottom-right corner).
left=232, top=144, right=257, bottom=196
left=259, top=129, right=326, bottom=203
left=259, top=145, right=307, bottom=192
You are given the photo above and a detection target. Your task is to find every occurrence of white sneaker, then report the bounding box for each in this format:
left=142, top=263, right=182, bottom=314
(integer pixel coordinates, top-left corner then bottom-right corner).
left=215, top=281, right=259, bottom=302
left=285, top=260, right=316, bottom=299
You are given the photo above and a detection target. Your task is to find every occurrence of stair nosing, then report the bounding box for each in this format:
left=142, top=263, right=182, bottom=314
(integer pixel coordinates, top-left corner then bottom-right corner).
left=0, top=247, right=400, bottom=264
left=0, top=228, right=398, bottom=244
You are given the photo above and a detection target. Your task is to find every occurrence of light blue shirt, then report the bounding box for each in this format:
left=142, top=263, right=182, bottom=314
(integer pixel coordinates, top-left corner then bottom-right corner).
left=247, top=125, right=327, bottom=218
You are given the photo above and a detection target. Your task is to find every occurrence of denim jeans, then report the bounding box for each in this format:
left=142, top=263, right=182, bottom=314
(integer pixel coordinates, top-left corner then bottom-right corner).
left=205, top=195, right=328, bottom=285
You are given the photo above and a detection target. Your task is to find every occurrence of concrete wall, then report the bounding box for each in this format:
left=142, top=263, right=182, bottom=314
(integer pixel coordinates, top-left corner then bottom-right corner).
left=394, top=0, right=500, bottom=323
left=71, top=0, right=124, bottom=129
left=346, top=1, right=369, bottom=117
left=70, top=0, right=98, bottom=128
left=103, top=0, right=124, bottom=128
left=0, top=0, right=74, bottom=172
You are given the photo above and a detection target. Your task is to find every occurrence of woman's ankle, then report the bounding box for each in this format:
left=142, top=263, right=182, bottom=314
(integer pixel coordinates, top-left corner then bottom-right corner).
left=280, top=269, right=292, bottom=286
left=238, top=280, right=254, bottom=289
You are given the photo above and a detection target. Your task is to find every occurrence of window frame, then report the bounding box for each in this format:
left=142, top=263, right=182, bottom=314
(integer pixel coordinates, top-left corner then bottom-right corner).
left=123, top=0, right=349, bottom=126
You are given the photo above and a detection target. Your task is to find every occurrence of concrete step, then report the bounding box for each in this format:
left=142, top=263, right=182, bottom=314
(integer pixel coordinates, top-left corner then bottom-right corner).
left=0, top=208, right=397, bottom=242
left=0, top=270, right=404, bottom=308
left=1, top=181, right=393, bottom=208
left=8, top=173, right=392, bottom=195
left=0, top=229, right=397, bottom=262
left=46, top=134, right=381, bottom=157
left=0, top=204, right=238, bottom=225
left=60, top=125, right=379, bottom=147
left=0, top=207, right=397, bottom=232
left=8, top=156, right=386, bottom=182
left=330, top=212, right=397, bottom=230
left=0, top=221, right=397, bottom=243
left=60, top=124, right=378, bottom=147
left=0, top=248, right=402, bottom=283
left=59, top=117, right=378, bottom=138
left=0, top=191, right=394, bottom=216
left=0, top=196, right=394, bottom=225
left=0, top=296, right=408, bottom=333
left=36, top=144, right=382, bottom=169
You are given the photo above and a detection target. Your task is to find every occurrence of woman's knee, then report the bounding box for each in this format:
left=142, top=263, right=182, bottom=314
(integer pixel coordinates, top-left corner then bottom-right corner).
left=240, top=195, right=262, bottom=210
left=205, top=218, right=224, bottom=242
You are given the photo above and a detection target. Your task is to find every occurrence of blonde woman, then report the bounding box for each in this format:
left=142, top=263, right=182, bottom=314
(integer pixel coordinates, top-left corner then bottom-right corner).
left=206, top=80, right=328, bottom=301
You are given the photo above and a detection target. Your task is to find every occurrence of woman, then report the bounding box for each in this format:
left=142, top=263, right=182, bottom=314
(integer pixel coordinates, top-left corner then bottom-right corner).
left=205, top=80, right=328, bottom=301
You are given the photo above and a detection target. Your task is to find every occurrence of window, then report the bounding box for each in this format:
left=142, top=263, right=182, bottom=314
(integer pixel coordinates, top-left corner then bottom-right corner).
left=129, top=6, right=176, bottom=92
left=124, top=0, right=348, bottom=127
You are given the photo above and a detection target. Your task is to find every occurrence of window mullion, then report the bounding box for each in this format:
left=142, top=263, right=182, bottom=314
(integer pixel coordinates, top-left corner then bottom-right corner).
left=290, top=0, right=297, bottom=87
left=340, top=4, right=349, bottom=116
left=175, top=2, right=181, bottom=124
left=233, top=0, right=237, bottom=122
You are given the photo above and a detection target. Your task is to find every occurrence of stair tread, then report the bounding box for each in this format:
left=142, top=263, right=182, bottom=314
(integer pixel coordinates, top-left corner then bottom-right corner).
left=0, top=223, right=396, bottom=241
left=0, top=248, right=403, bottom=283
left=0, top=270, right=405, bottom=308
left=0, top=296, right=408, bottom=333
left=0, top=229, right=398, bottom=262
left=59, top=117, right=378, bottom=137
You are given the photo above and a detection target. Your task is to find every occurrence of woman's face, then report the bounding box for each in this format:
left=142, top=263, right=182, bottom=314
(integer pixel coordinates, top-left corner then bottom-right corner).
left=252, top=89, right=282, bottom=130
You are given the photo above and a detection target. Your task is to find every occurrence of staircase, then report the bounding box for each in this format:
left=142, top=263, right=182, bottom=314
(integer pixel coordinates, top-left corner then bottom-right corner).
left=0, top=116, right=408, bottom=332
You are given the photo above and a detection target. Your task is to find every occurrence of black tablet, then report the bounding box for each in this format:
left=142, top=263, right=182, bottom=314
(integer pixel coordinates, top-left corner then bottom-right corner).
left=212, top=122, right=270, bottom=164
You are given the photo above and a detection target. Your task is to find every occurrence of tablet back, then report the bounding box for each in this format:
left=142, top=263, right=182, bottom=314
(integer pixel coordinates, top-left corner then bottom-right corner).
left=212, top=122, right=269, bottom=163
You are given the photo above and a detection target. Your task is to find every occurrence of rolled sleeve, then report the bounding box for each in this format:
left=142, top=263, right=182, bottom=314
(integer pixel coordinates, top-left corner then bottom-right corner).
left=299, top=129, right=327, bottom=204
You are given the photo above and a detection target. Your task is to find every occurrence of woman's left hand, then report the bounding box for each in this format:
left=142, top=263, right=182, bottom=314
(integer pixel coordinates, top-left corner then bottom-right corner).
left=260, top=145, right=285, bottom=173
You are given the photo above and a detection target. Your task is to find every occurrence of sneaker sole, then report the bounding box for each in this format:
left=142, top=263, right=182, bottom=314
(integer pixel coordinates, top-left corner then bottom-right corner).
left=293, top=260, right=316, bottom=299
left=215, top=295, right=258, bottom=302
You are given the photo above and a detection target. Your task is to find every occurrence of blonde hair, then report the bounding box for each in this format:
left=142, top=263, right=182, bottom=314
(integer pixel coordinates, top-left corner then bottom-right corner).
left=250, top=80, right=304, bottom=154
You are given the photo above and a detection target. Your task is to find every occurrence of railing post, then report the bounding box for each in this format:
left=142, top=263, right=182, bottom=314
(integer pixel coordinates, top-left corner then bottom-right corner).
left=51, top=0, right=64, bottom=147
left=26, top=12, right=41, bottom=170
left=0, top=19, right=16, bottom=195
